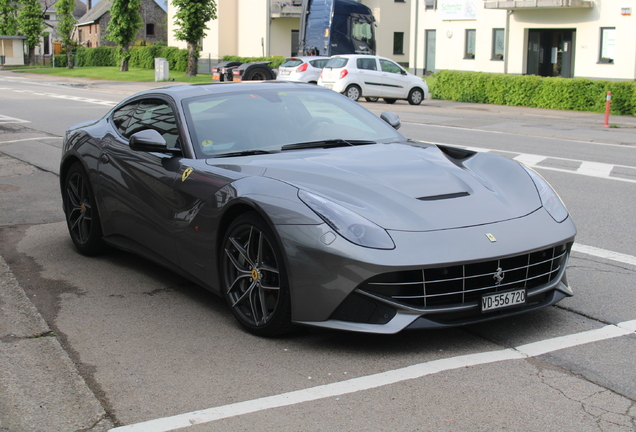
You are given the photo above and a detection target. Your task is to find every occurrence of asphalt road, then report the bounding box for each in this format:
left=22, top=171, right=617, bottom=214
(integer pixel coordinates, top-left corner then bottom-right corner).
left=0, top=71, right=635, bottom=432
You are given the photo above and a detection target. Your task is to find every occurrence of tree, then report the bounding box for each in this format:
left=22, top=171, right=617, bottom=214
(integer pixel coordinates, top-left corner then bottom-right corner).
left=18, top=0, right=45, bottom=66
left=0, top=0, right=19, bottom=35
left=55, top=0, right=77, bottom=68
left=105, top=0, right=142, bottom=71
left=172, top=0, right=217, bottom=77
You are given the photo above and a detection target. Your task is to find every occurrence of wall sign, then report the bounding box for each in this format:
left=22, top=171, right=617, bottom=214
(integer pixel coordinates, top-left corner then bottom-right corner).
left=439, top=0, right=477, bottom=20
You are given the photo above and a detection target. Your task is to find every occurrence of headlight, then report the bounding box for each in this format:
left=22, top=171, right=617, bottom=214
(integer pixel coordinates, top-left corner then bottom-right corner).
left=298, top=190, right=395, bottom=250
left=522, top=165, right=569, bottom=223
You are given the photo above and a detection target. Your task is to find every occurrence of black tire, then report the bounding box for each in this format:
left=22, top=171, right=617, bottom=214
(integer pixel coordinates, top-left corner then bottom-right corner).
left=243, top=67, right=270, bottom=81
left=408, top=88, right=424, bottom=105
left=221, top=212, right=295, bottom=336
left=383, top=98, right=397, bottom=104
left=365, top=97, right=379, bottom=102
left=63, top=162, right=107, bottom=256
left=344, top=85, right=361, bottom=101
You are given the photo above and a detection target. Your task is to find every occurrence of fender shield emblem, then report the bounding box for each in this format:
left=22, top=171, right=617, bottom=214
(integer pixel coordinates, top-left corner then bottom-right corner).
left=182, top=168, right=193, bottom=182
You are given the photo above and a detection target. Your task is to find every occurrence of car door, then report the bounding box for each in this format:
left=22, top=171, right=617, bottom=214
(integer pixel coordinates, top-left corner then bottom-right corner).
left=97, top=97, right=183, bottom=264
left=356, top=57, right=384, bottom=97
left=379, top=58, right=408, bottom=98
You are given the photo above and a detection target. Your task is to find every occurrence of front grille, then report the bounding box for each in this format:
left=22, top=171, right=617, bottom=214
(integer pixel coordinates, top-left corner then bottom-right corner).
left=359, top=243, right=570, bottom=309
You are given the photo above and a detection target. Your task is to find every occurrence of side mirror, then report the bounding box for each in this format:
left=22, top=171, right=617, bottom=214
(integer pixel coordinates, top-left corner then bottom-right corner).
left=129, top=129, right=168, bottom=152
left=380, top=112, right=401, bottom=130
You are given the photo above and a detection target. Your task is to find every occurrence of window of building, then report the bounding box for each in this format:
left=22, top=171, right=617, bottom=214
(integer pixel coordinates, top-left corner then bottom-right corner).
left=43, top=14, right=50, bottom=20
left=599, top=27, right=615, bottom=64
left=394, top=0, right=405, bottom=2
left=492, top=28, right=504, bottom=60
left=465, top=29, right=476, bottom=59
left=393, top=32, right=404, bottom=55
left=425, top=0, right=436, bottom=9
left=146, top=23, right=155, bottom=36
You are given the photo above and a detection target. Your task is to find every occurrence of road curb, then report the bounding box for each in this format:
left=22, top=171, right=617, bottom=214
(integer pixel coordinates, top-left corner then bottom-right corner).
left=0, top=255, right=114, bottom=431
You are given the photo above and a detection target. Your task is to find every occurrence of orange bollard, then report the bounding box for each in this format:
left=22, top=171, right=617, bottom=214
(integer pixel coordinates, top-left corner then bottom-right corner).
left=603, top=91, right=612, bottom=128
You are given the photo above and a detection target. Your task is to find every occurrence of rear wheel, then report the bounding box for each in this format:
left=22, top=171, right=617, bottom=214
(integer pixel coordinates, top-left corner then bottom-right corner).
left=63, top=162, right=107, bottom=256
left=383, top=98, right=397, bottom=104
left=345, top=85, right=361, bottom=101
left=408, top=88, right=424, bottom=105
left=221, top=212, right=295, bottom=336
left=244, top=67, right=270, bottom=81
left=365, top=97, right=379, bottom=102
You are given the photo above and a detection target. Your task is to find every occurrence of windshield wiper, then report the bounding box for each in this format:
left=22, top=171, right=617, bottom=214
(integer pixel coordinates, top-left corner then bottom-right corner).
left=213, top=149, right=275, bottom=158
left=281, top=139, right=376, bottom=151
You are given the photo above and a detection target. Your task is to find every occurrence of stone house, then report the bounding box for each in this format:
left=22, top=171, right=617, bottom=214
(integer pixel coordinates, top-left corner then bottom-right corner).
left=75, top=0, right=167, bottom=48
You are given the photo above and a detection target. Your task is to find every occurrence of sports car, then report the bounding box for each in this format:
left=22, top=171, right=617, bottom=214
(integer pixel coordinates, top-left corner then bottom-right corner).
left=60, top=81, right=576, bottom=336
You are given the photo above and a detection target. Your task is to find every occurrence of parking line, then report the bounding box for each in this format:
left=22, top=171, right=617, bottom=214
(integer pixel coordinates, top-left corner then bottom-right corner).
left=111, top=319, right=636, bottom=432
left=572, top=243, right=636, bottom=267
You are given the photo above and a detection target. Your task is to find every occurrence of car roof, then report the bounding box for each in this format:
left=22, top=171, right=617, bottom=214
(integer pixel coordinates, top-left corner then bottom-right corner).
left=119, top=81, right=333, bottom=104
left=283, top=56, right=330, bottom=62
left=329, top=54, right=393, bottom=61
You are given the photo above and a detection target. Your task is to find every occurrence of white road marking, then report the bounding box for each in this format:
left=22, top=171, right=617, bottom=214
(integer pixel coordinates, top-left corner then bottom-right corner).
left=0, top=114, right=30, bottom=124
left=405, top=121, right=636, bottom=149
left=577, top=161, right=614, bottom=177
left=0, top=137, right=62, bottom=145
left=514, top=154, right=547, bottom=166
left=111, top=319, right=636, bottom=432
left=419, top=141, right=636, bottom=184
left=2, top=85, right=117, bottom=106
left=572, top=243, right=636, bottom=267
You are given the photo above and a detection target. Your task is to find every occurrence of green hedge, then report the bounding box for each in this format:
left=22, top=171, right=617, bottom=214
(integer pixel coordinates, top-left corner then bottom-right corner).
left=222, top=55, right=286, bottom=69
left=54, top=45, right=190, bottom=72
left=431, top=70, right=636, bottom=116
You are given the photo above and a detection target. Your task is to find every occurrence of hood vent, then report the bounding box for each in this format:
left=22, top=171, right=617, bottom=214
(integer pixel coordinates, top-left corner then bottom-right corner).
left=417, top=191, right=470, bottom=201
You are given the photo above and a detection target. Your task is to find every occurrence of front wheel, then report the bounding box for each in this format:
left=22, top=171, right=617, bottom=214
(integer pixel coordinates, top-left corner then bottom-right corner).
left=345, top=85, right=361, bottom=101
left=408, top=88, right=424, bottom=105
left=221, top=212, right=295, bottom=336
left=63, top=162, right=107, bottom=256
left=365, top=97, right=379, bottom=102
left=383, top=98, right=397, bottom=104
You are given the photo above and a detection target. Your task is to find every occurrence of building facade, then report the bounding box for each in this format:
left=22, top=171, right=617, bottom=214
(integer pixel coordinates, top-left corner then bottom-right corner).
left=167, top=0, right=413, bottom=66
left=166, top=0, right=634, bottom=81
left=75, top=0, right=167, bottom=48
left=410, top=0, right=636, bottom=80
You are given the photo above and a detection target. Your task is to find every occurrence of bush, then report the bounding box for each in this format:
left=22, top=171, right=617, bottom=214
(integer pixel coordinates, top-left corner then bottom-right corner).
left=54, top=54, right=67, bottom=67
left=222, top=55, right=286, bottom=69
left=431, top=71, right=636, bottom=116
left=75, top=46, right=118, bottom=67
left=129, top=45, right=189, bottom=72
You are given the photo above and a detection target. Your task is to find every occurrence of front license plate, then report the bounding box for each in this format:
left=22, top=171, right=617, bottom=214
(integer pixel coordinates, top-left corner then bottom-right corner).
left=481, top=289, right=526, bottom=312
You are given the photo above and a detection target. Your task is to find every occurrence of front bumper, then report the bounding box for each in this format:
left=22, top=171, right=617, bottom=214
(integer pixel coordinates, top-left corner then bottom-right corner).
left=276, top=208, right=576, bottom=334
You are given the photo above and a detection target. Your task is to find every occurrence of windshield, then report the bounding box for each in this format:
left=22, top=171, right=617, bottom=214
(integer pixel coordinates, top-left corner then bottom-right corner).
left=182, top=87, right=404, bottom=158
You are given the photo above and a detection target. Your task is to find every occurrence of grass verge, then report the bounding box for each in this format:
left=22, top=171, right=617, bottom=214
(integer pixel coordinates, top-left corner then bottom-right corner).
left=11, top=66, right=212, bottom=83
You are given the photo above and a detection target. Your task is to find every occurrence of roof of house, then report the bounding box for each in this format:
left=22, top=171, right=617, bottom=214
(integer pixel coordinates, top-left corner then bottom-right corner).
left=76, top=0, right=112, bottom=26
left=39, top=0, right=87, bottom=19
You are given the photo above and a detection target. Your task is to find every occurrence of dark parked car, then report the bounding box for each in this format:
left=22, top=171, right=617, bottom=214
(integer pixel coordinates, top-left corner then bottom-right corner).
left=60, top=81, right=576, bottom=336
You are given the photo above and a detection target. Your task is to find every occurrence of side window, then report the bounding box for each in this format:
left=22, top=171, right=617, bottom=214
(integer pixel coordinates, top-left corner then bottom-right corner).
left=356, top=58, right=378, bottom=71
left=112, top=102, right=137, bottom=137
left=379, top=59, right=402, bottom=74
left=123, top=99, right=180, bottom=148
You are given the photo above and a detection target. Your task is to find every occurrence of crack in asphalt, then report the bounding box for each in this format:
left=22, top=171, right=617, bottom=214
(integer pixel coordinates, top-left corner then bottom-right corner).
left=530, top=360, right=636, bottom=431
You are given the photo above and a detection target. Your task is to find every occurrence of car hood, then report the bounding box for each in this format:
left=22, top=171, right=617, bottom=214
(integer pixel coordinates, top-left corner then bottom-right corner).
left=207, top=143, right=542, bottom=231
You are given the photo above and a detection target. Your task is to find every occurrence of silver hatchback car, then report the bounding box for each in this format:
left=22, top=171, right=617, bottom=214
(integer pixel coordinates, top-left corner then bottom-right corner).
left=277, top=57, right=330, bottom=84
